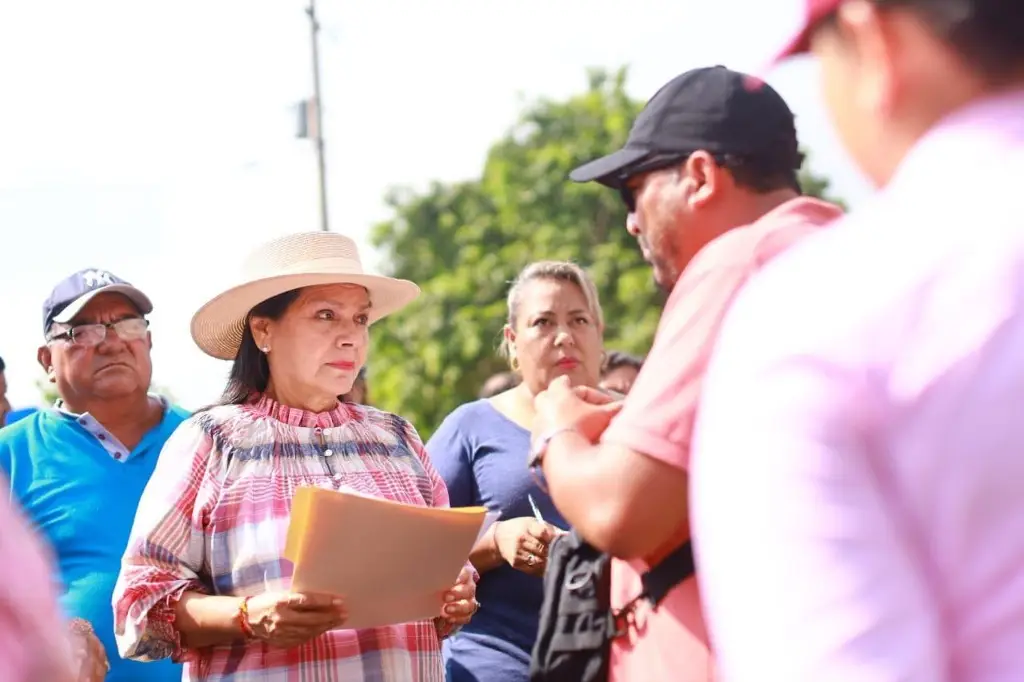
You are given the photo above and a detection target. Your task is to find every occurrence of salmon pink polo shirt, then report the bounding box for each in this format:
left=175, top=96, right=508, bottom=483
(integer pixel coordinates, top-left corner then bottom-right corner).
left=599, top=196, right=844, bottom=681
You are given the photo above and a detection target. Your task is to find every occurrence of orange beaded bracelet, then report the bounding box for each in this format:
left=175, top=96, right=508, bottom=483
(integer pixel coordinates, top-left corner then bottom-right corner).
left=238, top=596, right=256, bottom=639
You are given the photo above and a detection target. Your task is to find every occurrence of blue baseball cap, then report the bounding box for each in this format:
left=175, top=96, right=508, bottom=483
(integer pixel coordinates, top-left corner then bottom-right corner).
left=42, top=268, right=153, bottom=336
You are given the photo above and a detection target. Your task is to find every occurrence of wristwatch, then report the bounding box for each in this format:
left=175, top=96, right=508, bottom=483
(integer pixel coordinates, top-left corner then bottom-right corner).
left=528, top=426, right=578, bottom=469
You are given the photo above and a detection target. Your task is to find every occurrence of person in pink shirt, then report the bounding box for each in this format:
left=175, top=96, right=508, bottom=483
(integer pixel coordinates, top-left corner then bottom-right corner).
left=529, top=65, right=843, bottom=681
left=0, top=482, right=108, bottom=682
left=690, top=1, right=1024, bottom=681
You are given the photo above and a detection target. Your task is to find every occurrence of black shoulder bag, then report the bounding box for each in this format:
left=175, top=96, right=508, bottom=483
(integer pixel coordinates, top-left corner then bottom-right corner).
left=529, top=529, right=695, bottom=682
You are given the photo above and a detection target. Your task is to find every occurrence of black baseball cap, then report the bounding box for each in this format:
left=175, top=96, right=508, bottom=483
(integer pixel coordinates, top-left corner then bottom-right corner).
left=42, top=268, right=153, bottom=336
left=570, top=65, right=802, bottom=188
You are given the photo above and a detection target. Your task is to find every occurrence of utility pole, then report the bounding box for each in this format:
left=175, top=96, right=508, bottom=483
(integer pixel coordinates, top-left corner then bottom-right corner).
left=306, top=0, right=329, bottom=232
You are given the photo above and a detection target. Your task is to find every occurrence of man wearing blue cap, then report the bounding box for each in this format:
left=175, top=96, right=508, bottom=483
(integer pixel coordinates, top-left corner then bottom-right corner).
left=0, top=268, right=188, bottom=682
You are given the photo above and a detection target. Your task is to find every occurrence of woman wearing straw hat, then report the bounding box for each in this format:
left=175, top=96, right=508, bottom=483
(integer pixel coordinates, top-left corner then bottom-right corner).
left=112, top=232, right=477, bottom=681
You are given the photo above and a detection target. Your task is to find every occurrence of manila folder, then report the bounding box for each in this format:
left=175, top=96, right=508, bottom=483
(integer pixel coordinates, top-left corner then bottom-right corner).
left=285, top=486, right=489, bottom=629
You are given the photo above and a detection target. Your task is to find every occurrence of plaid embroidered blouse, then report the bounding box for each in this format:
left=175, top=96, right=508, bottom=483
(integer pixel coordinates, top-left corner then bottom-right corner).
left=113, top=394, right=457, bottom=681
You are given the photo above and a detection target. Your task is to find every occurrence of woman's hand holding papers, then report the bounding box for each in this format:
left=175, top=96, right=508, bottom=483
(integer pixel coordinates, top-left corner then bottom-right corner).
left=246, top=591, right=348, bottom=648
left=439, top=566, right=478, bottom=628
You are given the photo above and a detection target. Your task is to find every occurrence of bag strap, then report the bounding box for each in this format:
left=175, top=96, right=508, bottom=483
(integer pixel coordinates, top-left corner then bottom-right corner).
left=641, top=540, right=695, bottom=607
left=611, top=540, right=695, bottom=636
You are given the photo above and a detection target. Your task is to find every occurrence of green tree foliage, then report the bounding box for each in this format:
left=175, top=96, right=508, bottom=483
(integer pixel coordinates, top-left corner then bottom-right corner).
left=798, top=153, right=847, bottom=210
left=36, top=379, right=58, bottom=406
left=369, top=67, right=844, bottom=437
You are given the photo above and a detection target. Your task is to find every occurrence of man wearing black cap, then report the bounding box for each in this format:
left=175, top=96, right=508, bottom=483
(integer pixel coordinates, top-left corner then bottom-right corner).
left=529, top=66, right=843, bottom=680
left=568, top=65, right=830, bottom=292
left=0, top=268, right=188, bottom=682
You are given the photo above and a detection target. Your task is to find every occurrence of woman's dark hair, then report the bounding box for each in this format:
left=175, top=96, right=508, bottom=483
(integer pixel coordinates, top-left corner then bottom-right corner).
left=219, top=288, right=303, bottom=406
left=478, top=371, right=521, bottom=399
left=0, top=355, right=5, bottom=373
left=340, top=367, right=369, bottom=404
left=601, top=351, right=644, bottom=375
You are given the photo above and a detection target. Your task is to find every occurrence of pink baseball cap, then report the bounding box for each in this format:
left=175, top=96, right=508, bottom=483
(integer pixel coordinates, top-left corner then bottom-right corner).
left=773, top=0, right=843, bottom=61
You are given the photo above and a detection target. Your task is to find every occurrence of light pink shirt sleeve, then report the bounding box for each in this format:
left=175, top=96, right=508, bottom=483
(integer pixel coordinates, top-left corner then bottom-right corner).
left=0, top=492, right=74, bottom=682
left=689, top=260, right=946, bottom=682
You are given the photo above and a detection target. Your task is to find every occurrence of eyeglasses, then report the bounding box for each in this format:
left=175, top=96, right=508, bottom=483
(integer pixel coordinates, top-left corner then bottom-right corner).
left=48, top=318, right=150, bottom=347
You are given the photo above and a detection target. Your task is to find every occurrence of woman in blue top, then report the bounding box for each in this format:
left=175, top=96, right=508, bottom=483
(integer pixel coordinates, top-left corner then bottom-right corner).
left=428, top=261, right=608, bottom=682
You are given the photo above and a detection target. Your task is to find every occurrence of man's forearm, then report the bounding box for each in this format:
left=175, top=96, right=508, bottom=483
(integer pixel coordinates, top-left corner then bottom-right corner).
left=542, top=433, right=690, bottom=559
left=541, top=432, right=623, bottom=551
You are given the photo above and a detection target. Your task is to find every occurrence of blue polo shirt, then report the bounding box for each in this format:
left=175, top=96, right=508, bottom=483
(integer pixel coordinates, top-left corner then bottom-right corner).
left=0, top=401, right=189, bottom=682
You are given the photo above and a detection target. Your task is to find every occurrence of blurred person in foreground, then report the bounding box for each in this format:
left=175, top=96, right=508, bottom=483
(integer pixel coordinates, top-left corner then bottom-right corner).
left=0, top=268, right=188, bottom=682
left=113, top=232, right=478, bottom=681
left=530, top=66, right=843, bottom=681
left=598, top=350, right=643, bottom=396
left=688, top=2, right=1024, bottom=681
left=429, top=261, right=606, bottom=682
left=0, top=488, right=108, bottom=682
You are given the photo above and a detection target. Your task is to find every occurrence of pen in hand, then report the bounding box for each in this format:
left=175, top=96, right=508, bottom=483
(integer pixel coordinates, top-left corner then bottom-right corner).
left=528, top=494, right=545, bottom=523
left=529, top=494, right=567, bottom=540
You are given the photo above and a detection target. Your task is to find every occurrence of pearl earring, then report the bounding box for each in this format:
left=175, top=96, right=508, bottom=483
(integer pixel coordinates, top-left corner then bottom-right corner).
left=261, top=346, right=270, bottom=353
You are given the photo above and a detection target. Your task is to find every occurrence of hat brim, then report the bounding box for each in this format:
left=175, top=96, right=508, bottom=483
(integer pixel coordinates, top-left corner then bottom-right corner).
left=569, top=147, right=650, bottom=188
left=51, top=284, right=154, bottom=326
left=767, top=0, right=840, bottom=68
left=191, top=272, right=421, bottom=361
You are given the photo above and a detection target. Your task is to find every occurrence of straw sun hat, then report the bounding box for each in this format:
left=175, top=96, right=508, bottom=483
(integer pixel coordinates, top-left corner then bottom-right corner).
left=191, top=232, right=420, bottom=360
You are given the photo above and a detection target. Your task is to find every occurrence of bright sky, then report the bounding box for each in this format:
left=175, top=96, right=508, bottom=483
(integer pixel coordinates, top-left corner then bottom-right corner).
left=0, top=0, right=872, bottom=413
